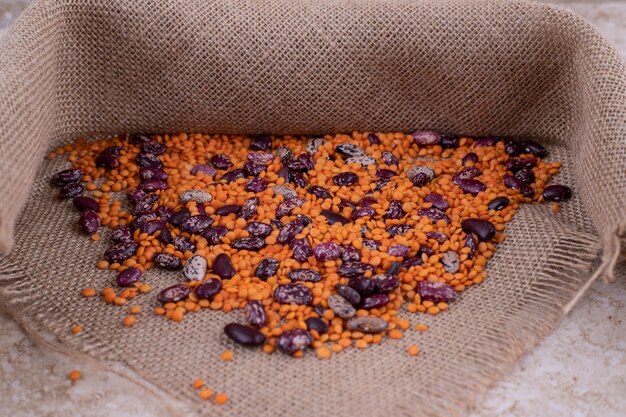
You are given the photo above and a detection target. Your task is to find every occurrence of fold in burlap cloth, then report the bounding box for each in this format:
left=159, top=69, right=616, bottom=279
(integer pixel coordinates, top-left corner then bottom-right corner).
left=0, top=1, right=624, bottom=416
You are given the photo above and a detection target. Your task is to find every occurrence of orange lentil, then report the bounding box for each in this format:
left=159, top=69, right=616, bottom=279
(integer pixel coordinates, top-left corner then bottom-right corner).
left=415, top=323, right=429, bottom=332
left=122, top=316, right=136, bottom=327
left=70, top=325, right=82, bottom=334
left=407, top=345, right=421, bottom=356
left=193, top=379, right=205, bottom=389
left=129, top=305, right=142, bottom=314
left=214, top=393, right=229, bottom=405
left=220, top=350, right=234, bottom=361
left=388, top=329, right=404, bottom=339
left=68, top=370, right=81, bottom=382
left=81, top=288, right=96, bottom=297
left=199, top=388, right=214, bottom=400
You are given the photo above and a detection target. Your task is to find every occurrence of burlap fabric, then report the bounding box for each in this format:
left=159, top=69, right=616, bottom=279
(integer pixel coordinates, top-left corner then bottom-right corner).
left=0, top=0, right=624, bottom=416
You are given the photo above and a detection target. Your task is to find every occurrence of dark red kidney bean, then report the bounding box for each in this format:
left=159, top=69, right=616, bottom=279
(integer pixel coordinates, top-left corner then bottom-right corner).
left=157, top=284, right=190, bottom=303
left=290, top=237, right=313, bottom=262
left=52, top=168, right=83, bottom=186
left=129, top=133, right=151, bottom=144
left=245, top=222, right=272, bottom=237
left=412, top=130, right=441, bottom=146
left=313, top=242, right=340, bottom=261
left=138, top=180, right=168, bottom=192
left=247, top=152, right=274, bottom=164
left=159, top=227, right=173, bottom=245
left=244, top=300, right=267, bottom=328
left=386, top=224, right=412, bottom=237
left=180, top=215, right=213, bottom=234
left=276, top=197, right=304, bottom=217
left=456, top=178, right=486, bottom=195
left=386, top=261, right=403, bottom=276
left=426, top=231, right=448, bottom=243
left=139, top=167, right=167, bottom=181
left=246, top=177, right=268, bottom=193
left=127, top=189, right=148, bottom=206
left=514, top=168, right=535, bottom=184
left=418, top=207, right=450, bottom=224
left=382, top=151, right=399, bottom=165
left=102, top=146, right=123, bottom=156
left=202, top=226, right=228, bottom=245
left=417, top=281, right=457, bottom=303
left=321, top=210, right=349, bottom=225
left=504, top=175, right=534, bottom=198
left=213, top=253, right=236, bottom=279
left=190, top=164, right=217, bottom=176
left=95, top=153, right=120, bottom=170
left=210, top=153, right=233, bottom=169
left=333, top=172, right=358, bottom=186
left=419, top=245, right=435, bottom=257
left=78, top=210, right=100, bottom=234
left=219, top=169, right=245, bottom=183
left=335, top=143, right=365, bottom=158
left=255, top=258, right=280, bottom=280
left=424, top=193, right=449, bottom=211
left=155, top=205, right=173, bottom=222
left=274, top=284, right=313, bottom=305
left=277, top=146, right=294, bottom=162
left=135, top=153, right=163, bottom=169
left=338, top=199, right=356, bottom=211
left=215, top=205, right=241, bottom=216
left=505, top=157, right=537, bottom=172
left=169, top=208, right=191, bottom=226
left=474, top=136, right=499, bottom=147
left=523, top=140, right=546, bottom=157
left=453, top=166, right=481, bottom=183
left=461, top=218, right=495, bottom=242
left=239, top=197, right=260, bottom=219
left=112, top=225, right=132, bottom=244
left=195, top=278, right=222, bottom=299
left=372, top=274, right=400, bottom=292
left=505, top=140, right=523, bottom=157
left=384, top=200, right=405, bottom=219
left=60, top=182, right=84, bottom=199
left=298, top=153, right=316, bottom=170
left=173, top=236, right=196, bottom=253
left=360, top=293, right=390, bottom=309
left=362, top=239, right=380, bottom=251
left=367, top=133, right=381, bottom=145
left=116, top=267, right=142, bottom=287
left=339, top=261, right=374, bottom=277
left=289, top=268, right=321, bottom=283
left=340, top=245, right=361, bottom=262
left=351, top=207, right=375, bottom=220
left=73, top=196, right=99, bottom=212
left=141, top=140, right=166, bottom=155
left=288, top=171, right=308, bottom=188
left=542, top=185, right=573, bottom=202
left=348, top=276, right=376, bottom=295
left=388, top=244, right=409, bottom=257
left=402, top=256, right=423, bottom=268
left=359, top=197, right=375, bottom=207
left=278, top=166, right=291, bottom=182
left=488, top=196, right=510, bottom=211
left=335, top=284, right=361, bottom=307
left=154, top=253, right=183, bottom=270
left=104, top=241, right=138, bottom=263
left=462, top=152, right=479, bottom=165
left=440, top=133, right=460, bottom=148
left=243, top=161, right=266, bottom=177
left=250, top=134, right=272, bottom=151
left=277, top=329, right=312, bottom=354
left=130, top=212, right=156, bottom=230
left=465, top=233, right=477, bottom=259
left=307, top=186, right=332, bottom=200
left=231, top=237, right=265, bottom=251
left=295, top=213, right=312, bottom=225
left=277, top=219, right=307, bottom=244
left=224, top=323, right=266, bottom=346
left=141, top=219, right=166, bottom=235
left=306, top=317, right=329, bottom=334
left=376, top=169, right=396, bottom=180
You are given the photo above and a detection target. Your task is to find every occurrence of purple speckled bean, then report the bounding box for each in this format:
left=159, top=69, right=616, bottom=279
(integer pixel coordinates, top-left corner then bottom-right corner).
left=290, top=237, right=313, bottom=262
left=247, top=152, right=274, bottom=164
left=411, top=130, right=441, bottom=145
left=190, top=164, right=217, bottom=176
left=130, top=212, right=156, bottom=230
left=338, top=199, right=356, bottom=211
left=195, top=279, right=222, bottom=299
left=180, top=215, right=213, bottom=234
left=244, top=161, right=266, bottom=177
left=347, top=316, right=388, bottom=333
left=289, top=170, right=308, bottom=188
left=328, top=294, right=356, bottom=318
left=348, top=276, right=376, bottom=295
left=407, top=166, right=436, bottom=187
left=138, top=180, right=168, bottom=192
left=202, top=226, right=228, bottom=245
left=340, top=245, right=361, bottom=262
left=60, top=182, right=84, bottom=199
left=127, top=189, right=148, bottom=206
left=298, top=153, right=316, bottom=170
left=426, top=231, right=449, bottom=243
left=157, top=284, right=190, bottom=303
left=542, top=185, right=573, bottom=201
left=388, top=244, right=409, bottom=258
left=250, top=134, right=272, bottom=151
left=104, top=241, right=138, bottom=263
left=333, top=172, right=358, bottom=186
left=139, top=167, right=167, bottom=182
left=141, top=141, right=166, bottom=155
left=155, top=205, right=173, bottom=222
left=417, top=281, right=457, bottom=303
left=386, top=224, right=412, bottom=237
left=367, top=133, right=381, bottom=145
left=440, top=134, right=460, bottom=148
left=455, top=178, right=486, bottom=195
left=231, top=237, right=266, bottom=251
left=135, top=153, right=163, bottom=169
left=335, top=143, right=365, bottom=158
left=462, top=152, right=479, bottom=165
left=505, top=157, right=537, bottom=172
left=112, top=225, right=132, bottom=244
left=289, top=268, right=321, bottom=283
left=307, top=186, right=332, bottom=200
left=73, top=196, right=99, bottom=212
left=220, top=169, right=245, bottom=183
left=129, top=134, right=151, bottom=144
left=372, top=274, right=400, bottom=292
left=78, top=210, right=100, bottom=234
left=141, top=219, right=166, bottom=235
left=277, top=219, right=307, bottom=244
left=461, top=218, right=495, bottom=242
left=131, top=194, right=158, bottom=215
left=351, top=207, right=375, bottom=220
left=362, top=239, right=380, bottom=251
left=246, top=222, right=272, bottom=237
left=313, top=242, right=340, bottom=261
left=210, top=154, right=233, bottom=170
left=321, top=210, right=349, bottom=225
left=117, top=267, right=142, bottom=288
left=255, top=258, right=280, bottom=280
left=504, top=175, right=534, bottom=198
left=52, top=168, right=83, bottom=186
left=419, top=245, right=435, bottom=257
left=244, top=300, right=267, bottom=328
left=360, top=293, right=390, bottom=310
left=335, top=284, right=361, bottom=307
left=174, top=236, right=196, bottom=253
left=276, top=197, right=304, bottom=217
left=214, top=253, right=235, bottom=279
left=424, top=193, right=449, bottom=211
left=276, top=329, right=312, bottom=354
left=359, top=197, right=376, bottom=207
left=274, top=284, right=313, bottom=305
left=375, top=169, right=397, bottom=180
left=386, top=261, right=403, bottom=276
left=246, top=177, right=268, bottom=193
left=154, top=253, right=183, bottom=270
left=402, top=256, right=423, bottom=268
left=418, top=207, right=450, bottom=223
left=514, top=168, right=535, bottom=184
left=169, top=208, right=191, bottom=227
left=239, top=197, right=260, bottom=220
left=306, top=317, right=329, bottom=334
left=465, top=233, right=478, bottom=259
left=382, top=151, right=399, bottom=165
left=504, top=140, right=523, bottom=157
left=215, top=205, right=241, bottom=216
left=384, top=200, right=405, bottom=219
left=474, top=136, right=499, bottom=147
left=453, top=166, right=481, bottom=183
left=339, top=261, right=374, bottom=277
left=95, top=154, right=120, bottom=170
left=102, top=146, right=123, bottom=156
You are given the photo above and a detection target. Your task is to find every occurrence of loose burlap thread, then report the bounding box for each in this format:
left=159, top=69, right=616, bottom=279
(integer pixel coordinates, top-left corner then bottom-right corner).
left=0, top=1, right=624, bottom=416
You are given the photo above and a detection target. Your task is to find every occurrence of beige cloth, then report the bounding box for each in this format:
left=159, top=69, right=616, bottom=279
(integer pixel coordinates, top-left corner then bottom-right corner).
left=0, top=1, right=624, bottom=416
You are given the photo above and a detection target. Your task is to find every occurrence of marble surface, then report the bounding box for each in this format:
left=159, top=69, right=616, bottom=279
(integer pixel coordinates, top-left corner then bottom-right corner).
left=1, top=1, right=625, bottom=417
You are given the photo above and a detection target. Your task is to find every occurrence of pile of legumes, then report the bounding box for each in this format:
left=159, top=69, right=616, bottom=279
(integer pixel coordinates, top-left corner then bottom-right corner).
left=49, top=131, right=572, bottom=362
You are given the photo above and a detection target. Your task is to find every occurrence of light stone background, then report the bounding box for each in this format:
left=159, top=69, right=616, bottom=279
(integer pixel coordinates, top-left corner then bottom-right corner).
left=0, top=1, right=625, bottom=416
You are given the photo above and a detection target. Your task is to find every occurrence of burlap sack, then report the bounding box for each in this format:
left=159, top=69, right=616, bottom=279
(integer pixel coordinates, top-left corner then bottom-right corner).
left=0, top=0, right=624, bottom=416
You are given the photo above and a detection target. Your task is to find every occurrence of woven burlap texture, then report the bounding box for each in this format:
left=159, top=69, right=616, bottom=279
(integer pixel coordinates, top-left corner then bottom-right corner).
left=0, top=0, right=624, bottom=416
